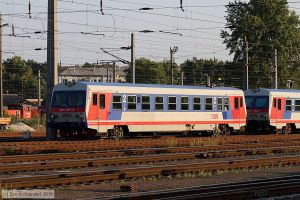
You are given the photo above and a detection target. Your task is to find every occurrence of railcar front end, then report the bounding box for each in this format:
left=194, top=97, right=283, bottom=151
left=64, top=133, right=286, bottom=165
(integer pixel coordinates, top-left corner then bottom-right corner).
left=48, top=84, right=96, bottom=138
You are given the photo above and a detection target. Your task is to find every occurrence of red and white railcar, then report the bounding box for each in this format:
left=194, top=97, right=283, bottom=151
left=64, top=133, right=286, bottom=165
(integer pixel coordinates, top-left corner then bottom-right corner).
left=49, top=82, right=246, bottom=139
left=245, top=88, right=300, bottom=133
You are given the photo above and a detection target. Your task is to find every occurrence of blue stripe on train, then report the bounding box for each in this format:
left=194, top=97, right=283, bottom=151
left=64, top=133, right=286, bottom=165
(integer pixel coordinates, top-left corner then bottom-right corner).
left=107, top=93, right=235, bottom=120
left=283, top=112, right=292, bottom=119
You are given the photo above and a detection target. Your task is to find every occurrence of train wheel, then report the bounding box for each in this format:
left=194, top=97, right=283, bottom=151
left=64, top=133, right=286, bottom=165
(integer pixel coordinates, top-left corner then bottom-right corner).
left=219, top=125, right=230, bottom=136
left=222, top=126, right=231, bottom=136
left=112, top=126, right=124, bottom=140
left=59, top=132, right=67, bottom=139
left=282, top=124, right=291, bottom=134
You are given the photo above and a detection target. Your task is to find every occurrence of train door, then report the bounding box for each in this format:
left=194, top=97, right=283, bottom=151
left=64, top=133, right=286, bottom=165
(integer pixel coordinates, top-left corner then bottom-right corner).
left=91, top=93, right=100, bottom=131
left=234, top=97, right=240, bottom=128
left=99, top=93, right=107, bottom=132
left=239, top=96, right=244, bottom=127
left=274, top=97, right=283, bottom=128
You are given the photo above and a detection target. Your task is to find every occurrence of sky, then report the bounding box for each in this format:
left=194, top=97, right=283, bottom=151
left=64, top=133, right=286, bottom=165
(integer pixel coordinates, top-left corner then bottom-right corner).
left=1, top=0, right=300, bottom=66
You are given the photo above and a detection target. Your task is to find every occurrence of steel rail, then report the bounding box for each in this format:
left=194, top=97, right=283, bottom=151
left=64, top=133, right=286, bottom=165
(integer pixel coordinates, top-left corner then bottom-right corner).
left=103, top=175, right=300, bottom=200
left=0, top=141, right=299, bottom=163
left=2, top=136, right=300, bottom=155
left=2, top=155, right=300, bottom=189
left=1, top=134, right=300, bottom=148
left=1, top=144, right=300, bottom=173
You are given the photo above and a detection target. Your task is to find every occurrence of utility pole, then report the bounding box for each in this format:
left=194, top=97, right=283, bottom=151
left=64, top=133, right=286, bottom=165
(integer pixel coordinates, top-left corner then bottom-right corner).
left=274, top=49, right=278, bottom=89
left=0, top=14, right=3, bottom=117
left=38, top=69, right=41, bottom=130
left=38, top=70, right=41, bottom=107
left=113, top=62, right=116, bottom=83
left=131, top=33, right=135, bottom=84
left=106, top=65, right=109, bottom=82
left=181, top=72, right=184, bottom=86
left=46, top=0, right=58, bottom=140
left=204, top=74, right=211, bottom=87
left=170, top=46, right=178, bottom=85
left=244, top=37, right=249, bottom=91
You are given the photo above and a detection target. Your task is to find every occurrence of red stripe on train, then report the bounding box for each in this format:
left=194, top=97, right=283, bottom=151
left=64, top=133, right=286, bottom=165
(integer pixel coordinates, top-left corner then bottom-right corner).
left=248, top=109, right=268, bottom=113
left=87, top=120, right=246, bottom=125
left=51, top=107, right=85, bottom=112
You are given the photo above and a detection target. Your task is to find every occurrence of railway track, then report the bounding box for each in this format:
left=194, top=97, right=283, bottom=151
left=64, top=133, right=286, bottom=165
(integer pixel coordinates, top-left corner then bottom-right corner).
left=1, top=142, right=300, bottom=173
left=1, top=140, right=299, bottom=162
left=104, top=175, right=300, bottom=200
left=1, top=155, right=300, bottom=189
left=2, top=134, right=300, bottom=155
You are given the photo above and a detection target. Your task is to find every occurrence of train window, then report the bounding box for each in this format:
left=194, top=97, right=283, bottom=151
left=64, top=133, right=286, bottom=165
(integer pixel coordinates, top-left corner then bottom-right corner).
left=92, top=94, right=97, bottom=105
left=205, top=97, right=213, bottom=111
left=100, top=94, right=105, bottom=109
left=168, top=96, right=177, bottom=111
left=193, top=97, right=201, bottom=111
left=113, top=95, right=122, bottom=110
left=234, top=98, right=239, bottom=109
left=127, top=96, right=137, bottom=110
left=273, top=98, right=277, bottom=108
left=224, top=98, right=229, bottom=111
left=295, top=100, right=300, bottom=111
left=217, top=98, right=223, bottom=111
left=142, top=96, right=150, bottom=110
left=286, top=99, right=292, bottom=111
left=278, top=99, right=282, bottom=110
left=155, top=96, right=164, bottom=110
left=240, top=97, right=243, bottom=107
left=181, top=97, right=189, bottom=111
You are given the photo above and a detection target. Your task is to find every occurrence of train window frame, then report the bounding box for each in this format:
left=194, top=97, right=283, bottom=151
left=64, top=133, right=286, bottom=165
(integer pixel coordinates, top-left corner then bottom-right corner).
left=205, top=97, right=213, bottom=111
left=217, top=97, right=223, bottom=111
left=224, top=97, right=229, bottom=111
left=278, top=99, right=282, bottom=110
left=141, top=95, right=150, bottom=110
left=193, top=97, right=201, bottom=111
left=112, top=95, right=122, bottom=110
left=273, top=98, right=277, bottom=108
left=286, top=99, right=292, bottom=111
left=295, top=99, right=300, bottom=111
left=127, top=95, right=137, bottom=110
left=155, top=96, right=164, bottom=110
left=99, top=94, right=105, bottom=109
left=181, top=96, right=189, bottom=111
left=234, top=97, right=239, bottom=110
left=168, top=96, right=177, bottom=111
left=240, top=97, right=243, bottom=107
left=92, top=94, right=97, bottom=106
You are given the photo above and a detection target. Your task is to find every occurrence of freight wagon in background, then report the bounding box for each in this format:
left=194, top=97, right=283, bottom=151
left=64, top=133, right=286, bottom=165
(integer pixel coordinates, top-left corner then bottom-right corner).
left=5, top=104, right=32, bottom=119
left=49, top=82, right=247, bottom=139
left=245, top=88, right=300, bottom=134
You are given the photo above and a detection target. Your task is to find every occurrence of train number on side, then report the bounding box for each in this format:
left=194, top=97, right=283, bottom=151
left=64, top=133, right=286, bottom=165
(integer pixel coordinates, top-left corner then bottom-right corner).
left=210, top=114, right=218, bottom=119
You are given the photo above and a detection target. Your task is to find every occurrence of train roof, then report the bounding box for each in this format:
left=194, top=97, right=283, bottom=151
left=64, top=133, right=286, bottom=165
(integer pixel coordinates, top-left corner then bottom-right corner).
left=64, top=81, right=241, bottom=91
left=245, top=88, right=300, bottom=96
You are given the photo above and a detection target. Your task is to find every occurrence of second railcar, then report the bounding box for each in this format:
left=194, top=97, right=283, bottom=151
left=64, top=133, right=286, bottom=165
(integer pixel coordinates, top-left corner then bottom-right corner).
left=245, top=88, right=300, bottom=134
left=49, top=82, right=246, bottom=139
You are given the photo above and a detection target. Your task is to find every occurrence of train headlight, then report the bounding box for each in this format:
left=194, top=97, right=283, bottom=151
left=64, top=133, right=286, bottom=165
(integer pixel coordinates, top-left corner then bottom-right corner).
left=50, top=114, right=56, bottom=119
left=80, top=113, right=86, bottom=120
left=260, top=113, right=268, bottom=119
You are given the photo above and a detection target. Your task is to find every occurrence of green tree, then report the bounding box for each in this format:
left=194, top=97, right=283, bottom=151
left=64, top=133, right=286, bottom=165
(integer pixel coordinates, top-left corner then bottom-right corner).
left=221, top=0, right=300, bottom=89
left=125, top=58, right=167, bottom=84
left=161, top=59, right=181, bottom=85
left=181, top=58, right=226, bottom=86
left=82, top=62, right=93, bottom=68
left=3, top=56, right=42, bottom=99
